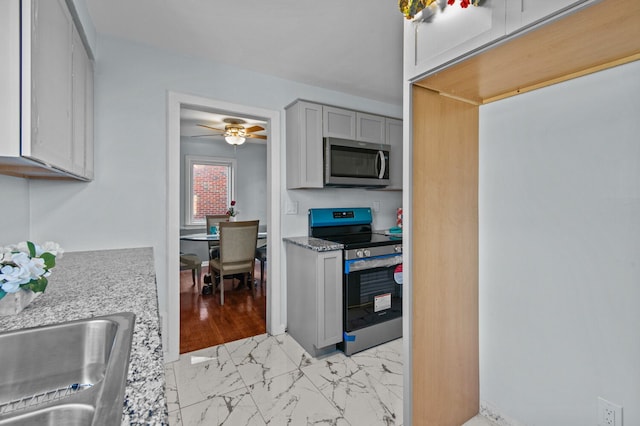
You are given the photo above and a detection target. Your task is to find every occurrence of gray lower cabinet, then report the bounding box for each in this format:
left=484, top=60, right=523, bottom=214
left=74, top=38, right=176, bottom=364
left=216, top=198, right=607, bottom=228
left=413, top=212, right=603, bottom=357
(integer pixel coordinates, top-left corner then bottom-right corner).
left=286, top=243, right=343, bottom=357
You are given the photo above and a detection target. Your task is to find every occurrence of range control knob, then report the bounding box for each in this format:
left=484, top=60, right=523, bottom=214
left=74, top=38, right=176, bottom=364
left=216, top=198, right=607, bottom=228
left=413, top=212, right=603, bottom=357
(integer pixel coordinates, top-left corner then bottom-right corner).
left=363, top=249, right=371, bottom=257
left=394, top=245, right=403, bottom=253
left=356, top=250, right=364, bottom=258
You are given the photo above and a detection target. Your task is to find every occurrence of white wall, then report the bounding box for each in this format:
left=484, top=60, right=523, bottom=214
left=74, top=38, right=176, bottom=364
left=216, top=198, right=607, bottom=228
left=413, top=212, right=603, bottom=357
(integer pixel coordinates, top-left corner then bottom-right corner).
left=26, top=36, right=401, bottom=341
left=479, top=60, right=640, bottom=426
left=0, top=175, right=30, bottom=244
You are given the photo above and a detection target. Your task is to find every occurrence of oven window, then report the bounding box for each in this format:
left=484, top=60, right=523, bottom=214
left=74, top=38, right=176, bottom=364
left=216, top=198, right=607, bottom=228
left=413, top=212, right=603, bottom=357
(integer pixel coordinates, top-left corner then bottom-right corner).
left=344, top=264, right=402, bottom=332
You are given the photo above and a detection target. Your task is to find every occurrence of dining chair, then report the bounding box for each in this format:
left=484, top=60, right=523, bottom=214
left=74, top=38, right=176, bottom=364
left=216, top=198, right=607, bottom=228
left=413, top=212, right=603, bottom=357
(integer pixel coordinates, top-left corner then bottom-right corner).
left=179, top=253, right=202, bottom=292
left=255, top=242, right=267, bottom=288
left=205, top=214, right=229, bottom=274
left=209, top=220, right=259, bottom=305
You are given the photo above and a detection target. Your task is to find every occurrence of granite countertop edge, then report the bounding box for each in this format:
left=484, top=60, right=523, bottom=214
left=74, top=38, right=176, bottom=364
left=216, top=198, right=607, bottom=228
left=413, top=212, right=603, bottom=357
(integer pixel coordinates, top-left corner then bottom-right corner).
left=283, top=236, right=343, bottom=252
left=0, top=247, right=167, bottom=425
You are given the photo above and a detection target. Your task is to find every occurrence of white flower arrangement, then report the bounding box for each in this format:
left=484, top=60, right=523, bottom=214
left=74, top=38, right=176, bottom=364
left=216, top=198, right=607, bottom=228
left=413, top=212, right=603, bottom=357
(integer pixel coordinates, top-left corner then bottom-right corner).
left=0, top=241, right=63, bottom=300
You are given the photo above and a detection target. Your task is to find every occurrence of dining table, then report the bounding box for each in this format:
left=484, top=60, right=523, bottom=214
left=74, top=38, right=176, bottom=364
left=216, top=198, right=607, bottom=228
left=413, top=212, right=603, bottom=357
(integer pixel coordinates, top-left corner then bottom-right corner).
left=180, top=231, right=268, bottom=242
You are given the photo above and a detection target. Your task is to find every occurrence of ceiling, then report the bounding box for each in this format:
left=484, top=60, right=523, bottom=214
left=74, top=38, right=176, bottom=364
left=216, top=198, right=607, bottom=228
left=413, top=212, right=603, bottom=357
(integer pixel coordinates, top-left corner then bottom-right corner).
left=84, top=0, right=405, bottom=106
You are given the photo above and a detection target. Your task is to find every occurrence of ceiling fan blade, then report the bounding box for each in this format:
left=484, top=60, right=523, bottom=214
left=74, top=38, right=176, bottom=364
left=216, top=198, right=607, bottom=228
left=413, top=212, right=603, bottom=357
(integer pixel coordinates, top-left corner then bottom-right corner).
left=197, top=124, right=226, bottom=132
left=244, top=125, right=264, bottom=133
left=246, top=134, right=267, bottom=140
left=190, top=134, right=222, bottom=138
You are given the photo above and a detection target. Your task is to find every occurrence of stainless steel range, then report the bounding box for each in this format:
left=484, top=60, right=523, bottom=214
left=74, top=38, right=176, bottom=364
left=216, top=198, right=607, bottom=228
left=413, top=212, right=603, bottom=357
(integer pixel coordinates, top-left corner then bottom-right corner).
left=309, top=207, right=403, bottom=355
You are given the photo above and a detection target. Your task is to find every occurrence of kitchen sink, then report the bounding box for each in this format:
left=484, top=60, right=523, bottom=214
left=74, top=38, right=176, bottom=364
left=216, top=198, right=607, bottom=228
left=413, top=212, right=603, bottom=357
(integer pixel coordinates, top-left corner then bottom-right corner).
left=0, top=312, right=136, bottom=425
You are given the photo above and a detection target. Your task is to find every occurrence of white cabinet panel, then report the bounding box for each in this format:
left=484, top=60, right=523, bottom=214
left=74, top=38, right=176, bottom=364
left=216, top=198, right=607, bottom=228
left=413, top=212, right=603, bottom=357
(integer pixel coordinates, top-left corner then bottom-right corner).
left=405, top=0, right=506, bottom=80
left=506, top=0, right=595, bottom=34
left=385, top=118, right=403, bottom=190
left=0, top=0, right=93, bottom=180
left=356, top=112, right=386, bottom=144
left=286, top=101, right=324, bottom=189
left=286, top=242, right=343, bottom=356
left=0, top=0, right=20, bottom=158
left=323, top=106, right=356, bottom=139
left=28, top=0, right=74, bottom=170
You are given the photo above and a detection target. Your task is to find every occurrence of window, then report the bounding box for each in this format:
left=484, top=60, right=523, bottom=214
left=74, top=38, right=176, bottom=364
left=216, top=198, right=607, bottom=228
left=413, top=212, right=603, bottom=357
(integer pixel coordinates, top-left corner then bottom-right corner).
left=185, top=155, right=236, bottom=226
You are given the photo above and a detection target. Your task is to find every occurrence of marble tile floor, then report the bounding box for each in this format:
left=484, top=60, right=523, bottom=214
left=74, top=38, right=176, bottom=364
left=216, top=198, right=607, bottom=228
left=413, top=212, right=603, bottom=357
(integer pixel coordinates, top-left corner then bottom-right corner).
left=165, top=332, right=496, bottom=426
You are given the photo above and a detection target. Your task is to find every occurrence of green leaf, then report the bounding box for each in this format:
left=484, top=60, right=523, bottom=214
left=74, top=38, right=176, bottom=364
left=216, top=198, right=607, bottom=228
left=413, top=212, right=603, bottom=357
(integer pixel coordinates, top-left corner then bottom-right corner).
left=23, top=277, right=48, bottom=293
left=41, top=252, right=56, bottom=269
left=27, top=241, right=36, bottom=257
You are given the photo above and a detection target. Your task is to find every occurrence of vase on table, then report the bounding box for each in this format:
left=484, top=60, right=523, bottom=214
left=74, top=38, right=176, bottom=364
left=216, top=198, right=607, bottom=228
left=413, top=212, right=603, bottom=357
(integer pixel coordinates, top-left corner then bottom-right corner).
left=0, top=290, right=40, bottom=316
left=230, top=216, right=237, bottom=222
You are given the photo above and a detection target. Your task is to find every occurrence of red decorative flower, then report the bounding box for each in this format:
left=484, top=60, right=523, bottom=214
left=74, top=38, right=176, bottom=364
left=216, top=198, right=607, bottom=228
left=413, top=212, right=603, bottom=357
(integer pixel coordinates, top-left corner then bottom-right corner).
left=230, top=200, right=236, bottom=206
left=460, top=0, right=470, bottom=7
left=447, top=0, right=455, bottom=4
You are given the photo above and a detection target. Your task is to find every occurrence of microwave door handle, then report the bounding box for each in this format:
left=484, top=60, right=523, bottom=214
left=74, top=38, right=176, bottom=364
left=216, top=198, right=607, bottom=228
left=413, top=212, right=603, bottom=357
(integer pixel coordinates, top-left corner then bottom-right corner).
left=377, top=150, right=386, bottom=179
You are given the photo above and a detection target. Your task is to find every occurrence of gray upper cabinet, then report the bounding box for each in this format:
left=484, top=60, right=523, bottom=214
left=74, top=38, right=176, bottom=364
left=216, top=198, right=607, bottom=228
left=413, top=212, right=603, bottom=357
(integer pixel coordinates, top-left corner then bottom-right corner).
left=0, top=0, right=94, bottom=180
left=322, top=106, right=356, bottom=139
left=286, top=99, right=402, bottom=189
left=384, top=118, right=403, bottom=191
left=356, top=112, right=386, bottom=144
left=286, top=100, right=324, bottom=189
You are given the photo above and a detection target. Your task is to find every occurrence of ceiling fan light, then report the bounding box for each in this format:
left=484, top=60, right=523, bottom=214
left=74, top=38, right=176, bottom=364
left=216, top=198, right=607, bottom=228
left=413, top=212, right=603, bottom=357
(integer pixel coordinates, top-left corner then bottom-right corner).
left=225, top=135, right=246, bottom=145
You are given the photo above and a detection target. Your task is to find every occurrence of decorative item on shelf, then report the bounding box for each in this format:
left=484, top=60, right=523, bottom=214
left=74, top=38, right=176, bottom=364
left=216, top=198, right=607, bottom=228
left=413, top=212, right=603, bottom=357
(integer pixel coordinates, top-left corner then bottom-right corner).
left=399, top=0, right=479, bottom=20
left=226, top=200, right=238, bottom=221
left=0, top=241, right=63, bottom=315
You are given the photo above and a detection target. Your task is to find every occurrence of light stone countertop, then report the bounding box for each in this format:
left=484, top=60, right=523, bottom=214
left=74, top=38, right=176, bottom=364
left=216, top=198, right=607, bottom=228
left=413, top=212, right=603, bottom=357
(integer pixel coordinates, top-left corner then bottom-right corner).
left=283, top=236, right=343, bottom=252
left=0, top=247, right=167, bottom=425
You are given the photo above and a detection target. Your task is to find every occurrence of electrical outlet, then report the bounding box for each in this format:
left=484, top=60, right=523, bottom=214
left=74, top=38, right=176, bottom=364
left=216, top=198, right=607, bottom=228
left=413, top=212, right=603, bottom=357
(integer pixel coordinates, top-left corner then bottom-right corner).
left=598, top=397, right=623, bottom=426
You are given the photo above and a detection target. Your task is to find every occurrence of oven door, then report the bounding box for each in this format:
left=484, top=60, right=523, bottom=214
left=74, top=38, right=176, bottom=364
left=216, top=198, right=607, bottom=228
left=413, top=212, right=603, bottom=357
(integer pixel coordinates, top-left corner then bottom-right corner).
left=343, top=253, right=403, bottom=332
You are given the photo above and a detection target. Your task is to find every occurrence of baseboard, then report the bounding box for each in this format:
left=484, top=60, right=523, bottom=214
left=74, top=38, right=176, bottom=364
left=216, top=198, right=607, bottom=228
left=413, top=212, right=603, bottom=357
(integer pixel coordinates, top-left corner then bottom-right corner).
left=480, top=401, right=526, bottom=426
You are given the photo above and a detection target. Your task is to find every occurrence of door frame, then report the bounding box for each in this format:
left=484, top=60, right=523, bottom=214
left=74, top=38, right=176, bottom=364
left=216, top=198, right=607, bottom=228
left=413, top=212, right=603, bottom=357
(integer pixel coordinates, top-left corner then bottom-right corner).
left=166, top=91, right=283, bottom=362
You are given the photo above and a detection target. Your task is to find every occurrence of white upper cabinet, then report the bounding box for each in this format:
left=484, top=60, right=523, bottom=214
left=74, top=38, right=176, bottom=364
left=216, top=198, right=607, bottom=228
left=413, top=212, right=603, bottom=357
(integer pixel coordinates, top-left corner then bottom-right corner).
left=322, top=106, right=356, bottom=139
left=405, top=0, right=601, bottom=80
left=404, top=0, right=506, bottom=80
left=0, top=0, right=94, bottom=180
left=505, top=0, right=596, bottom=34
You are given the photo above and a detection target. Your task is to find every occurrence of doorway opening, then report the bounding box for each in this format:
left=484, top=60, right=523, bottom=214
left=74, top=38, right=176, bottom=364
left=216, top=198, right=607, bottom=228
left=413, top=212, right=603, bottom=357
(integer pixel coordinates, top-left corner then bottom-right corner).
left=179, top=107, right=268, bottom=353
left=166, top=92, right=283, bottom=362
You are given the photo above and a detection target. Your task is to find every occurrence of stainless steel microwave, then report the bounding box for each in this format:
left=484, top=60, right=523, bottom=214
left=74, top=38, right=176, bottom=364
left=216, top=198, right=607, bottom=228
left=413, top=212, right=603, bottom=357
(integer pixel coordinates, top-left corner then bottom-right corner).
left=324, top=138, right=390, bottom=188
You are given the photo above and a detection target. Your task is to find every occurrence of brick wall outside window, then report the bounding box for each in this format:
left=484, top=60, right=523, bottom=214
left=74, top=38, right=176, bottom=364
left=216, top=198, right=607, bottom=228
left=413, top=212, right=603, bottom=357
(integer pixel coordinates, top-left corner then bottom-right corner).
left=192, top=164, right=229, bottom=220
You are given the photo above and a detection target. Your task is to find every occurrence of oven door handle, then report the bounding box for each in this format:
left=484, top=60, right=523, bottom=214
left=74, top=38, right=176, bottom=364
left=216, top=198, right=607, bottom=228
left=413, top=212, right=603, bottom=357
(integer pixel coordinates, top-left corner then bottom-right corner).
left=345, top=253, right=402, bottom=274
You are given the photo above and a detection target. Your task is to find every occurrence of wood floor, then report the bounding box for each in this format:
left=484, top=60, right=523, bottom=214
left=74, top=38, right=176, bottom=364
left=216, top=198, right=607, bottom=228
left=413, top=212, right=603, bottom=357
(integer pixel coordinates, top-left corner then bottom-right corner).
left=179, top=264, right=266, bottom=354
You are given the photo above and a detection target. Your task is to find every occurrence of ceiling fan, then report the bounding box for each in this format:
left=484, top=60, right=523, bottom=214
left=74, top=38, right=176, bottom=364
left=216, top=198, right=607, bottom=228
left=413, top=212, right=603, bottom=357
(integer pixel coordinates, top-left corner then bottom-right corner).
left=194, top=118, right=267, bottom=146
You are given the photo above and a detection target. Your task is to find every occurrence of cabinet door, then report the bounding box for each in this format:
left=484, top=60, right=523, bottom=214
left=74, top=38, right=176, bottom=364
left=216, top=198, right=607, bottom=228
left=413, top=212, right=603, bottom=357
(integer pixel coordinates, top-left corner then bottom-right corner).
left=356, top=112, right=386, bottom=144
left=404, top=0, right=506, bottom=80
left=323, top=106, right=356, bottom=139
left=0, top=0, right=20, bottom=157
left=286, top=101, right=323, bottom=188
left=27, top=0, right=74, bottom=172
left=506, top=0, right=594, bottom=34
left=385, top=118, right=403, bottom=190
left=315, top=251, right=343, bottom=349
left=84, top=57, right=94, bottom=180
left=71, top=25, right=86, bottom=176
